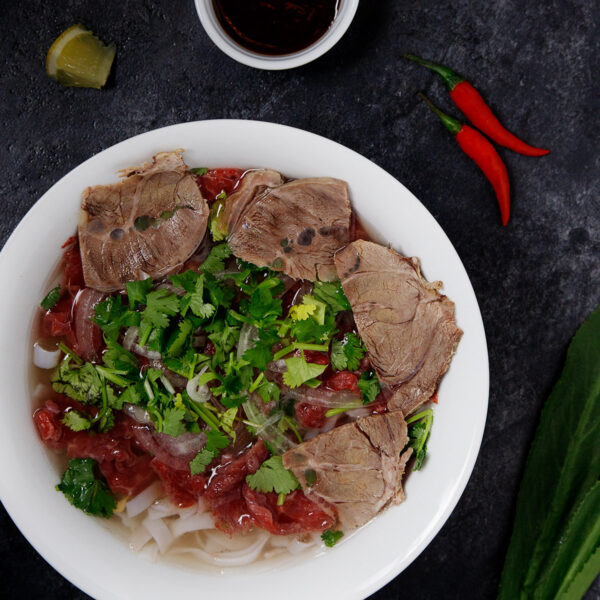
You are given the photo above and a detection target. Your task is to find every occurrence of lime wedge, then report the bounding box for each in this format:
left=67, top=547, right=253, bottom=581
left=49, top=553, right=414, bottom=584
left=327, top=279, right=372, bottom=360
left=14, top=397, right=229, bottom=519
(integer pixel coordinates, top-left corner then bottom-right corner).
left=46, top=24, right=116, bottom=89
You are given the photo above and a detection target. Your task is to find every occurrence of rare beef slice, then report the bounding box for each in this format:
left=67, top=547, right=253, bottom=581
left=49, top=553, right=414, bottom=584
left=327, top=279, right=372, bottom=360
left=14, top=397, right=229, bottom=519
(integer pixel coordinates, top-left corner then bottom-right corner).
left=78, top=150, right=209, bottom=292
left=283, top=411, right=412, bottom=529
left=335, top=240, right=462, bottom=415
left=227, top=172, right=351, bottom=281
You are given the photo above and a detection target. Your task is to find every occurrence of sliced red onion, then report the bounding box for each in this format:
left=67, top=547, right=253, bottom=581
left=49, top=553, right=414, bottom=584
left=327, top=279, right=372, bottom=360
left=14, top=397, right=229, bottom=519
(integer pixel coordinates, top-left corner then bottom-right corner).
left=243, top=395, right=296, bottom=455
left=266, top=359, right=287, bottom=374
left=33, top=342, right=60, bottom=369
left=123, top=326, right=162, bottom=359
left=122, top=403, right=153, bottom=425
left=285, top=387, right=361, bottom=409
left=73, top=288, right=104, bottom=361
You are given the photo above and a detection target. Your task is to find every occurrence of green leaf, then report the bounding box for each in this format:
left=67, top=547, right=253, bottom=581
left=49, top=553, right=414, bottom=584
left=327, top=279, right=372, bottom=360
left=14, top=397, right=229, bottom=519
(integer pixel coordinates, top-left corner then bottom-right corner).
left=282, top=355, right=327, bottom=389
left=205, top=428, right=230, bottom=452
left=200, top=243, right=233, bottom=274
left=330, top=339, right=347, bottom=371
left=93, top=295, right=140, bottom=342
left=245, top=455, right=300, bottom=495
left=357, top=369, right=380, bottom=404
left=165, top=319, right=194, bottom=358
left=536, top=481, right=600, bottom=599
left=190, top=167, right=208, bottom=175
left=498, top=305, right=600, bottom=600
left=312, top=281, right=351, bottom=314
left=321, top=529, right=344, bottom=548
left=56, top=458, right=116, bottom=518
left=330, top=333, right=366, bottom=372
left=51, top=360, right=102, bottom=405
left=256, top=380, right=281, bottom=403
left=189, top=448, right=215, bottom=474
left=125, top=277, right=153, bottom=308
left=61, top=410, right=91, bottom=432
left=40, top=285, right=61, bottom=310
left=558, top=547, right=600, bottom=600
left=141, top=289, right=180, bottom=329
left=406, top=409, right=433, bottom=471
left=102, top=339, right=139, bottom=375
left=161, top=407, right=186, bottom=437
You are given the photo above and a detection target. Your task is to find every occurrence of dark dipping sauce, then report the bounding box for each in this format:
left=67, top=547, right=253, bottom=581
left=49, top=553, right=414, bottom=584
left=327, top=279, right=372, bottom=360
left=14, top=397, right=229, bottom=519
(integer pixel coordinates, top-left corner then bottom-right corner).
left=213, top=0, right=341, bottom=56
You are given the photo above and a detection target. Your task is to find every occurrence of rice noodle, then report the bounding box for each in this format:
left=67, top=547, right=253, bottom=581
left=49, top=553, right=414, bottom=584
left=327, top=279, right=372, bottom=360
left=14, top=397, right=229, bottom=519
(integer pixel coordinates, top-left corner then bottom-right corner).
left=170, top=513, right=215, bottom=537
left=126, top=481, right=163, bottom=518
left=169, top=531, right=270, bottom=567
left=142, top=515, right=174, bottom=554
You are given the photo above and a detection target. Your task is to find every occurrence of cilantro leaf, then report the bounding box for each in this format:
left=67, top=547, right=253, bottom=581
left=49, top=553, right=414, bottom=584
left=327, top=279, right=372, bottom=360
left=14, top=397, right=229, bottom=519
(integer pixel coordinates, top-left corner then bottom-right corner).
left=245, top=455, right=300, bottom=495
left=125, top=278, right=153, bottom=308
left=161, top=407, right=187, bottom=437
left=141, top=289, right=180, bottom=329
left=313, top=281, right=351, bottom=314
left=61, top=410, right=91, bottom=432
left=102, top=339, right=139, bottom=375
left=51, top=360, right=102, bottom=405
left=330, top=339, right=347, bottom=371
left=248, top=278, right=283, bottom=322
left=190, top=167, right=208, bottom=175
left=40, top=285, right=61, bottom=310
left=256, top=380, right=281, bottom=403
left=282, top=355, right=327, bottom=389
left=331, top=333, right=366, bottom=372
left=93, top=296, right=140, bottom=342
left=56, top=458, right=116, bottom=518
left=169, top=270, right=199, bottom=293
left=407, top=409, right=433, bottom=470
left=189, top=448, right=215, bottom=474
left=205, top=428, right=230, bottom=452
left=243, top=329, right=278, bottom=371
left=321, top=530, right=344, bottom=547
left=165, top=319, right=194, bottom=358
left=200, top=243, right=233, bottom=274
left=357, top=369, right=381, bottom=404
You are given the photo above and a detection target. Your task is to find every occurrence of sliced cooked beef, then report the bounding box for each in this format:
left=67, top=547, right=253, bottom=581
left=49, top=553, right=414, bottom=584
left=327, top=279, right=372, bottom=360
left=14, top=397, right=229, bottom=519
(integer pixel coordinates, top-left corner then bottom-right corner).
left=78, top=151, right=209, bottom=292
left=228, top=174, right=351, bottom=281
left=224, top=168, right=284, bottom=234
left=335, top=240, right=463, bottom=415
left=282, top=411, right=412, bottom=529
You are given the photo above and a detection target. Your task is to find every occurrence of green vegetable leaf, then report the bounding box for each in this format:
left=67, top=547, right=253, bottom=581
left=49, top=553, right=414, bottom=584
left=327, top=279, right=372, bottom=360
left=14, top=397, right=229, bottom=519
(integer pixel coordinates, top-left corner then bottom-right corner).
left=200, top=243, right=233, bottom=274
left=406, top=409, right=433, bottom=471
left=51, top=360, right=102, bottom=405
left=282, top=355, right=327, bottom=389
left=313, top=281, right=351, bottom=314
left=357, top=369, right=380, bottom=404
left=245, top=455, right=300, bottom=495
left=205, top=428, right=230, bottom=452
left=498, top=305, right=600, bottom=600
left=61, top=410, right=91, bottom=432
left=189, top=448, right=215, bottom=475
left=141, top=289, right=180, bottom=329
left=102, top=339, right=139, bottom=375
left=125, top=277, right=153, bottom=308
left=93, top=295, right=140, bottom=342
left=321, top=529, right=344, bottom=548
left=190, top=167, right=208, bottom=175
left=40, top=285, right=61, bottom=310
left=165, top=319, right=194, bottom=358
left=56, top=458, right=116, bottom=518
left=330, top=333, right=366, bottom=372
left=161, top=407, right=186, bottom=437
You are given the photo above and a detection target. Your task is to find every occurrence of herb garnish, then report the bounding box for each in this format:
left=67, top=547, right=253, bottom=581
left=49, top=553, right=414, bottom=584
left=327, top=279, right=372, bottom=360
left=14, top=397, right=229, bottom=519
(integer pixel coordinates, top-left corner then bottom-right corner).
left=321, top=529, right=344, bottom=547
left=40, top=285, right=61, bottom=310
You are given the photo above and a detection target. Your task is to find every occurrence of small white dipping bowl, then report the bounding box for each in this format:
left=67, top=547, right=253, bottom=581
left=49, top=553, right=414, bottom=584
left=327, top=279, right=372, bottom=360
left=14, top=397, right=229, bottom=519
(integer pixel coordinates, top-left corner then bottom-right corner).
left=194, top=0, right=360, bottom=70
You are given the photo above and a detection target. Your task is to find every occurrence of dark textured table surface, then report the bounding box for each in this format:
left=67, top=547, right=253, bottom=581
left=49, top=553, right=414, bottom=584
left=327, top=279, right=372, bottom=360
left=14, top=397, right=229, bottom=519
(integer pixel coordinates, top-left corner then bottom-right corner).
left=1, top=1, right=599, bottom=598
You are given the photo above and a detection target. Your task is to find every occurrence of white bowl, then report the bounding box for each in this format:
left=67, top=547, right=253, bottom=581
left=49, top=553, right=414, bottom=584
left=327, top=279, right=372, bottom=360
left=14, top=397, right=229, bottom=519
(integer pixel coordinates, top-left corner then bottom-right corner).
left=194, top=0, right=360, bottom=70
left=0, top=120, right=488, bottom=599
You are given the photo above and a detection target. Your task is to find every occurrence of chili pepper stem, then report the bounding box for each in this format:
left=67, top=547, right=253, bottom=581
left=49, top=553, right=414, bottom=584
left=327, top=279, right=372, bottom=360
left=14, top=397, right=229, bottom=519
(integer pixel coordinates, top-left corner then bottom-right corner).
left=417, top=93, right=462, bottom=135
left=405, top=53, right=464, bottom=91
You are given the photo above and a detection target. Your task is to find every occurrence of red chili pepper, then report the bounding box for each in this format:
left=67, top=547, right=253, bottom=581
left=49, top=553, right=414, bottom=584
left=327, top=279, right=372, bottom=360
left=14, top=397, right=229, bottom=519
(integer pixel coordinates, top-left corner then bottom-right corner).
left=406, top=54, right=550, bottom=157
left=418, top=93, right=510, bottom=226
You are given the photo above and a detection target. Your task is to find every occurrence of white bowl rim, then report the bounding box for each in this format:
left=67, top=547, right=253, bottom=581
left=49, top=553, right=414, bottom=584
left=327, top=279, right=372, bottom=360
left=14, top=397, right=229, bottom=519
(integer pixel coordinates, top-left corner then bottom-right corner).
left=0, top=119, right=489, bottom=600
left=194, top=0, right=360, bottom=70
